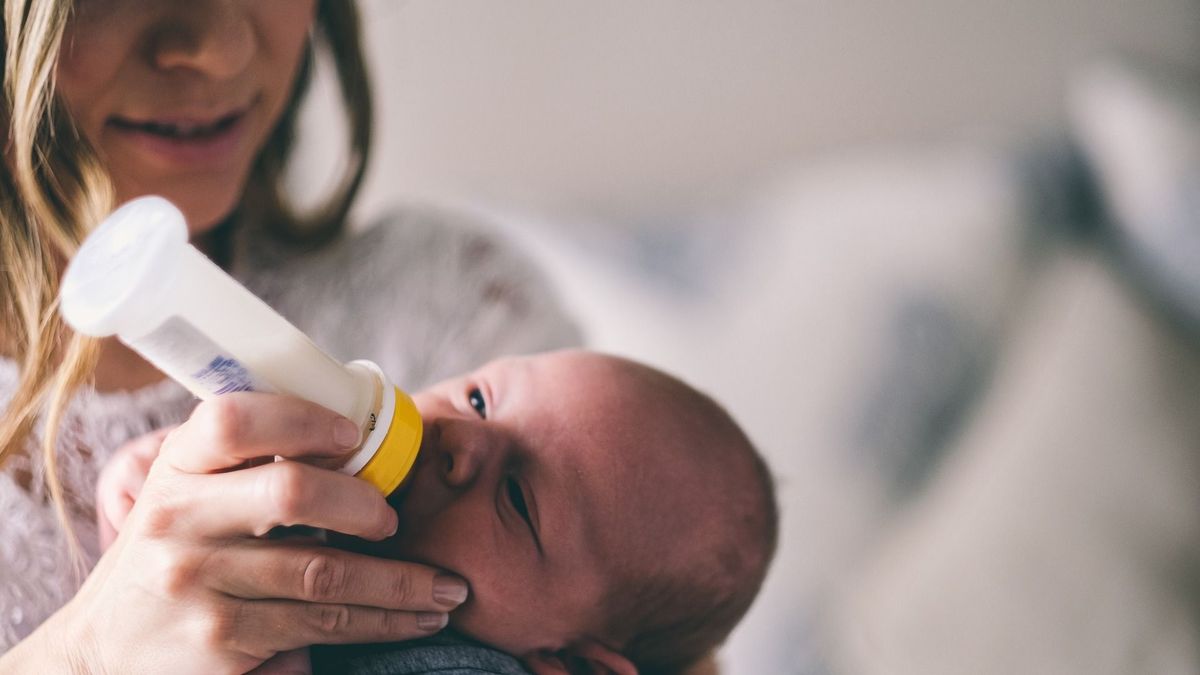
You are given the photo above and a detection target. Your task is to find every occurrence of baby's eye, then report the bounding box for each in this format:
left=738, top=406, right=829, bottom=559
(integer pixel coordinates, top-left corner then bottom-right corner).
left=467, top=388, right=487, bottom=419
left=506, top=476, right=531, bottom=523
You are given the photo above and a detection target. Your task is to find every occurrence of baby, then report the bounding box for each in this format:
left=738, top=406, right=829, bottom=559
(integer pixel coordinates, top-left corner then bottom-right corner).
left=99, top=350, right=778, bottom=674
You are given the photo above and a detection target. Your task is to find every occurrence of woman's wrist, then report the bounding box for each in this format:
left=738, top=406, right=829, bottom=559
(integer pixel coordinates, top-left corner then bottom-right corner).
left=1, top=604, right=101, bottom=674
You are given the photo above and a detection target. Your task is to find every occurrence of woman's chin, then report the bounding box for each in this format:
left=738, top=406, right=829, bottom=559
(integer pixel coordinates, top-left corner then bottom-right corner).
left=180, top=194, right=242, bottom=236
left=111, top=175, right=244, bottom=236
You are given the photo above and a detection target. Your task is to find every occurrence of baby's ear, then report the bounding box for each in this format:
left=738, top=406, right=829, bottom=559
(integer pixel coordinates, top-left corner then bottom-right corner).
left=522, top=640, right=638, bottom=675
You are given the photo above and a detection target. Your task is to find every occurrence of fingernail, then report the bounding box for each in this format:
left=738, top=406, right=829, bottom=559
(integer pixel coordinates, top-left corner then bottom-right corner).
left=382, top=510, right=399, bottom=538
left=333, top=418, right=361, bottom=448
left=432, top=575, right=469, bottom=607
left=417, top=612, right=448, bottom=631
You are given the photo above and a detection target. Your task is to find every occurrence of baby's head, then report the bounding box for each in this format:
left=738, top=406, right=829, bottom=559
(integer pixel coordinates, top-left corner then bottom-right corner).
left=366, top=349, right=777, bottom=673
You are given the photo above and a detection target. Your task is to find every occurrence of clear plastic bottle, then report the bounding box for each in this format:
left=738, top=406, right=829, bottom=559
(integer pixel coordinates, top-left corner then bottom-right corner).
left=59, top=196, right=422, bottom=495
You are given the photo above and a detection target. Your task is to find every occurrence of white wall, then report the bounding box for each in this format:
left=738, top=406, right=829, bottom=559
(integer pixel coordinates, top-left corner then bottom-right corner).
left=342, top=0, right=1200, bottom=223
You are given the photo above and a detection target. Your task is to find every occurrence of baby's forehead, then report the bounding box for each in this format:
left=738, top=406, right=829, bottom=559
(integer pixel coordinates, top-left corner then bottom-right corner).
left=474, top=352, right=646, bottom=411
left=478, top=350, right=732, bottom=475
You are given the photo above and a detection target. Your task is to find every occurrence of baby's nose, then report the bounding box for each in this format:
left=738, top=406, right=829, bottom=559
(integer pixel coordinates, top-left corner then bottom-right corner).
left=433, top=419, right=492, bottom=488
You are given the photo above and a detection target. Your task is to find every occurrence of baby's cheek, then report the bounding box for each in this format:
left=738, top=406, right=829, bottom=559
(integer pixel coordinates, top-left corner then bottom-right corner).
left=447, top=566, right=559, bottom=655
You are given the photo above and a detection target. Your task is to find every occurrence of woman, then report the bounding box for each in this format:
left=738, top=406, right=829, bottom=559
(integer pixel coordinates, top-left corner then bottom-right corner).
left=0, top=1, right=578, bottom=671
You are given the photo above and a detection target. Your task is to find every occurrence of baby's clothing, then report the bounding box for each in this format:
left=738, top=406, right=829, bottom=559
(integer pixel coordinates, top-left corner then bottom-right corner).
left=0, top=207, right=580, bottom=651
left=312, top=632, right=531, bottom=675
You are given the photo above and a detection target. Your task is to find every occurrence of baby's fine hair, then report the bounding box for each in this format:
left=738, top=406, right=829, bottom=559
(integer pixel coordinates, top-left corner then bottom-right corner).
left=597, top=358, right=779, bottom=674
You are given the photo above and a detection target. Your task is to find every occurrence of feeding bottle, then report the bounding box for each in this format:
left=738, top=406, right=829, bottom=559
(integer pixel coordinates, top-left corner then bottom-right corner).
left=59, top=196, right=422, bottom=495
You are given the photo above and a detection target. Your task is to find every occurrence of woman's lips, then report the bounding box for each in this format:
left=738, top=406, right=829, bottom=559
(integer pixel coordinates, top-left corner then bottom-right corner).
left=106, top=106, right=251, bottom=169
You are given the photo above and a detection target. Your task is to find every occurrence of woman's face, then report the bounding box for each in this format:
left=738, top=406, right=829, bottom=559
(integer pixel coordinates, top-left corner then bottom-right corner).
left=56, top=0, right=316, bottom=234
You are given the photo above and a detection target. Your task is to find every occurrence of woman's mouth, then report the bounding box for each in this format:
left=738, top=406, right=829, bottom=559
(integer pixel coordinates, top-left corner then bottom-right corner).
left=106, top=106, right=252, bottom=168
left=110, top=111, right=242, bottom=140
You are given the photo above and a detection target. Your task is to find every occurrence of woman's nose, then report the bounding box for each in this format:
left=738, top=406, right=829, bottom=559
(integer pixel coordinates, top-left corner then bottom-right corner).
left=149, top=2, right=255, bottom=80
left=434, top=419, right=498, bottom=490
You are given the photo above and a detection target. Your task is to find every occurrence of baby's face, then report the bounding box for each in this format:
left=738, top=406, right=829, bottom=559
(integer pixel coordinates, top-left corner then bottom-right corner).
left=350, top=351, right=704, bottom=657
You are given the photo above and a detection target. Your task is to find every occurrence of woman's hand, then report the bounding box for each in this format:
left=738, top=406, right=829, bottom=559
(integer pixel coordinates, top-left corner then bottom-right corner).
left=13, top=393, right=467, bottom=674
left=96, top=426, right=174, bottom=551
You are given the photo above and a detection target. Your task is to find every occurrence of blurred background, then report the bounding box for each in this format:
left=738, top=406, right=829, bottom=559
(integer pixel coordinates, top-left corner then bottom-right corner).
left=297, top=2, right=1200, bottom=673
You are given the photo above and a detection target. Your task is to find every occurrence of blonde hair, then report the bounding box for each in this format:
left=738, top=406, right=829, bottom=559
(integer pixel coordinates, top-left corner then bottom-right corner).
left=0, top=0, right=373, bottom=562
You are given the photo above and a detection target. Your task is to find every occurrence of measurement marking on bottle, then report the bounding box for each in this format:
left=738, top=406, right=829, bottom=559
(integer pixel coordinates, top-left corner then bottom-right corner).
left=194, top=355, right=257, bottom=395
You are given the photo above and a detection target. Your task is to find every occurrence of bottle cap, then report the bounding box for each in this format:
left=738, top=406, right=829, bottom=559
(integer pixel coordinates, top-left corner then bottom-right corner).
left=341, top=361, right=423, bottom=495
left=60, top=196, right=187, bottom=338
left=357, top=387, right=423, bottom=495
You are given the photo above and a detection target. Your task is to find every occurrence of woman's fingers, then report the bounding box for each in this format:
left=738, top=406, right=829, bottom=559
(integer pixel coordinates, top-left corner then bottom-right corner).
left=203, top=543, right=469, bottom=613
left=96, top=427, right=176, bottom=548
left=160, top=393, right=362, bottom=474
left=130, top=426, right=177, bottom=459
left=227, top=600, right=450, bottom=655
left=141, top=460, right=398, bottom=540
left=96, top=456, right=137, bottom=540
left=96, top=495, right=126, bottom=551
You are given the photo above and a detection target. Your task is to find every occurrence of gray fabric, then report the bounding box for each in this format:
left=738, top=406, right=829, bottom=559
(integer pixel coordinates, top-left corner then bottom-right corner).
left=1069, top=59, right=1200, bottom=333
left=312, top=633, right=531, bottom=675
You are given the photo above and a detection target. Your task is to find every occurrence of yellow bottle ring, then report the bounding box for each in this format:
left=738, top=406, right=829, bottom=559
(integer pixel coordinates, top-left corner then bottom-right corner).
left=357, top=387, right=423, bottom=496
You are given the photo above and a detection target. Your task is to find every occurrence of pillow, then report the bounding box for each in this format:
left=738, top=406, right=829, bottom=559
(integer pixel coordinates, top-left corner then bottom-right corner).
left=1070, top=58, right=1200, bottom=329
